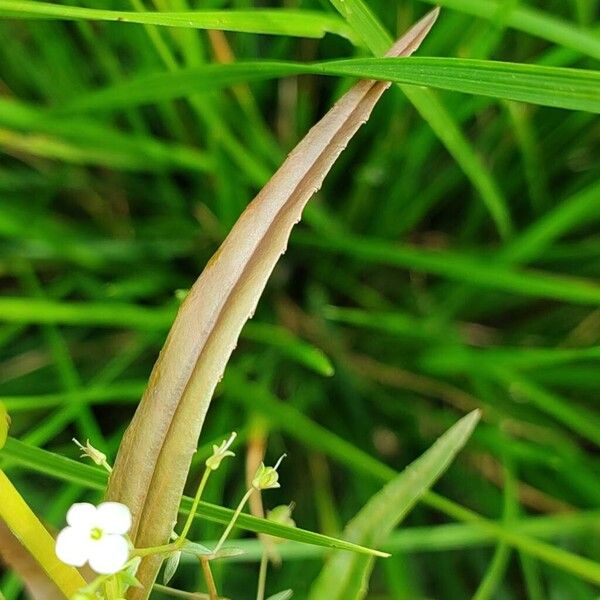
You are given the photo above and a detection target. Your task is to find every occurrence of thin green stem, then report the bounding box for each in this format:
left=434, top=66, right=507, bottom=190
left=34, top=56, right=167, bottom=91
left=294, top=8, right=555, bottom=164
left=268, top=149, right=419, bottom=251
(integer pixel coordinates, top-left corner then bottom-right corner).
left=179, top=468, right=211, bottom=541
left=213, top=488, right=255, bottom=555
left=135, top=468, right=212, bottom=558
left=200, top=557, right=218, bottom=600
left=256, top=548, right=269, bottom=600
left=134, top=541, right=178, bottom=558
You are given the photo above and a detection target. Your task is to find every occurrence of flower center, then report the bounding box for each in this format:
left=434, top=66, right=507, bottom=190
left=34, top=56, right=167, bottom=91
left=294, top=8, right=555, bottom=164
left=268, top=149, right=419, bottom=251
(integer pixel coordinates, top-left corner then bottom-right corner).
left=90, top=527, right=104, bottom=540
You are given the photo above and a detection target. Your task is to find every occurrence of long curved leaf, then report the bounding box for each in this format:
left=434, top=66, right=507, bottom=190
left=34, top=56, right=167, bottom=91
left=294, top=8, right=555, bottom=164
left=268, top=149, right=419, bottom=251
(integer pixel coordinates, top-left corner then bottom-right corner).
left=104, top=10, right=440, bottom=599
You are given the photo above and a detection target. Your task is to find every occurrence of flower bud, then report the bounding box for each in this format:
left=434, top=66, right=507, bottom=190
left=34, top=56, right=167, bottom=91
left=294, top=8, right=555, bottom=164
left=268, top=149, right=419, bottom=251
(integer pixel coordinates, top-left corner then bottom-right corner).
left=252, top=455, right=286, bottom=491
left=72, top=439, right=107, bottom=467
left=205, top=432, right=237, bottom=471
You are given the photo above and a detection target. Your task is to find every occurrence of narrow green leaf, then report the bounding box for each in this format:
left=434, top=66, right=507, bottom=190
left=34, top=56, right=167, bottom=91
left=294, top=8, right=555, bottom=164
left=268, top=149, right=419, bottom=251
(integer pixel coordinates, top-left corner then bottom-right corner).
left=307, top=411, right=480, bottom=600
left=419, top=0, right=600, bottom=61
left=0, top=402, right=8, bottom=449
left=294, top=231, right=600, bottom=306
left=0, top=439, right=389, bottom=558
left=61, top=59, right=600, bottom=116
left=327, top=0, right=511, bottom=239
left=266, top=592, right=293, bottom=600
left=0, top=297, right=333, bottom=376
left=0, top=0, right=359, bottom=43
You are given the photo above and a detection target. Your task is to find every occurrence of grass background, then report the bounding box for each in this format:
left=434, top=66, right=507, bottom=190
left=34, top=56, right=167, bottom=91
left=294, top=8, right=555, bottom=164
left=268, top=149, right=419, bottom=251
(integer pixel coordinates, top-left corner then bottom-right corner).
left=0, top=0, right=599, bottom=598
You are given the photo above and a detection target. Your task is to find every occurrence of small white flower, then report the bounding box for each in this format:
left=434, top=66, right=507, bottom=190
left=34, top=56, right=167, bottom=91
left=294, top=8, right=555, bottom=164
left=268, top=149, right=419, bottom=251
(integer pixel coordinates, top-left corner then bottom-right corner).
left=55, top=502, right=132, bottom=575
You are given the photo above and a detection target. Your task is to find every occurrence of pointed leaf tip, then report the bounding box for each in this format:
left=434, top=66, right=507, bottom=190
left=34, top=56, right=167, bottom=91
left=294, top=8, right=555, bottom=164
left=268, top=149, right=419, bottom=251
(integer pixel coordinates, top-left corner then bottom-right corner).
left=386, top=6, right=440, bottom=58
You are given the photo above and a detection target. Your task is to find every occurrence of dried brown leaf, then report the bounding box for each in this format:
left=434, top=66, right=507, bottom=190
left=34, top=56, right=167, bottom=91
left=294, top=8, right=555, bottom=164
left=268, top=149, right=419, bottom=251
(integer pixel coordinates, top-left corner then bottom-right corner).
left=106, top=10, right=439, bottom=598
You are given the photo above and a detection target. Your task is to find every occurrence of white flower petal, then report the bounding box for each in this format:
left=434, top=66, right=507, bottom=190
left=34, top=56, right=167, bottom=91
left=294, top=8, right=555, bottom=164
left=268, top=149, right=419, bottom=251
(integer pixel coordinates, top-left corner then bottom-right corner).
left=55, top=527, right=92, bottom=567
left=66, top=503, right=97, bottom=529
left=95, top=502, right=132, bottom=535
left=88, top=534, right=129, bottom=575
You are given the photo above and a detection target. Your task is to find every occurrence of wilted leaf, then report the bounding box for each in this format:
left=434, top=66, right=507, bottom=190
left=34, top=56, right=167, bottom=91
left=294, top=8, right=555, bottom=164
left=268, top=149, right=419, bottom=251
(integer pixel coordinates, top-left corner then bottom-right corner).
left=307, top=410, right=481, bottom=600
left=106, top=9, right=439, bottom=598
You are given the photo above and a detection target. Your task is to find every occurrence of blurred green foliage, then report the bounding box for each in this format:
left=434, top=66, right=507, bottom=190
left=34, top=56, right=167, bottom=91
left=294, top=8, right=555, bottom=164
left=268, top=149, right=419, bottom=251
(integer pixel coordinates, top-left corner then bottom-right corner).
left=0, top=0, right=598, bottom=598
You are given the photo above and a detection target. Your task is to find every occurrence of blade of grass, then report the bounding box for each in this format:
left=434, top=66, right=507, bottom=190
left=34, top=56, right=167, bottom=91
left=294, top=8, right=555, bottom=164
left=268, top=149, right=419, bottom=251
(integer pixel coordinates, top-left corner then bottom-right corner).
left=294, top=230, right=600, bottom=306
left=493, top=369, right=600, bottom=446
left=419, top=0, right=600, bottom=61
left=472, top=456, right=518, bottom=600
left=0, top=98, right=213, bottom=173
left=0, top=297, right=333, bottom=376
left=307, top=411, right=480, bottom=600
left=59, top=58, right=600, bottom=116
left=221, top=371, right=600, bottom=585
left=0, top=439, right=385, bottom=558
left=328, top=0, right=511, bottom=238
left=0, top=1, right=359, bottom=43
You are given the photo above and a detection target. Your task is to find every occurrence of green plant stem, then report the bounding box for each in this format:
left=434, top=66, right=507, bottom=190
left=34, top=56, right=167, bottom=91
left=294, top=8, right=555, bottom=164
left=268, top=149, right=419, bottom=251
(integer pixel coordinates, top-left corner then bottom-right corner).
left=256, top=549, right=269, bottom=600
left=180, top=468, right=211, bottom=541
left=200, top=557, right=218, bottom=600
left=135, top=467, right=212, bottom=558
left=213, top=488, right=255, bottom=555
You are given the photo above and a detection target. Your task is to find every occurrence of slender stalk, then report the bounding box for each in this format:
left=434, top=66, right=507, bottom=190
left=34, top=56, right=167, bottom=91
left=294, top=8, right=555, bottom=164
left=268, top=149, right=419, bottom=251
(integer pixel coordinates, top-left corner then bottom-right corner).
left=179, top=468, right=211, bottom=541
left=134, top=541, right=178, bottom=558
left=213, top=488, right=254, bottom=555
left=135, top=468, right=212, bottom=558
left=200, top=557, right=219, bottom=600
left=256, top=548, right=269, bottom=600
left=153, top=584, right=214, bottom=599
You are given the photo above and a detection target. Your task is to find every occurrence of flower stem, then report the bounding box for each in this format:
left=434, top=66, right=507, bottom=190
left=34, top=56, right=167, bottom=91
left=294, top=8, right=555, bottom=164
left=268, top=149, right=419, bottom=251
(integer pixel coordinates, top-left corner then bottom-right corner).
left=212, top=488, right=254, bottom=555
left=200, top=557, right=219, bottom=600
left=134, top=541, right=178, bottom=558
left=256, top=548, right=268, bottom=600
left=135, top=468, right=212, bottom=558
left=179, top=467, right=211, bottom=542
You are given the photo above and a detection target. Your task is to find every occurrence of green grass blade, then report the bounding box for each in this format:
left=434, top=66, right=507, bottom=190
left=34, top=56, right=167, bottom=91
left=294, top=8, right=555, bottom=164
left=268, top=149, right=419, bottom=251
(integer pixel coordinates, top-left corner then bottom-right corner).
left=0, top=0, right=359, bottom=42
left=0, top=439, right=385, bottom=558
left=307, top=411, right=480, bottom=600
left=419, top=0, right=600, bottom=61
left=60, top=59, right=600, bottom=116
left=0, top=297, right=333, bottom=376
left=294, top=231, right=600, bottom=305
left=327, top=0, right=511, bottom=238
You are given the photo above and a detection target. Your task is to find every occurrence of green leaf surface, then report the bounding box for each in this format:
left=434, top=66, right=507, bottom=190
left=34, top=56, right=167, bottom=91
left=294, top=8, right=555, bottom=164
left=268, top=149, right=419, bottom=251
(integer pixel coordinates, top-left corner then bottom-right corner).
left=0, top=297, right=333, bottom=376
